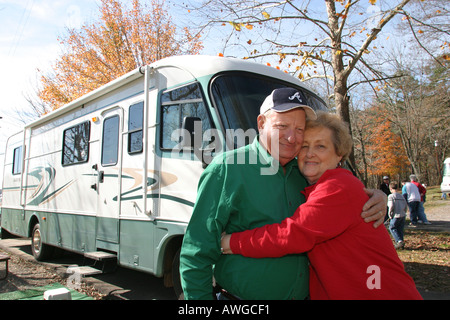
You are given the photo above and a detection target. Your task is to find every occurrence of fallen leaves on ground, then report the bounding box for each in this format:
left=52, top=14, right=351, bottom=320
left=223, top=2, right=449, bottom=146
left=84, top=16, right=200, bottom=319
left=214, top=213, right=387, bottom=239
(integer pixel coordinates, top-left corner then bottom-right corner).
left=397, top=230, right=449, bottom=293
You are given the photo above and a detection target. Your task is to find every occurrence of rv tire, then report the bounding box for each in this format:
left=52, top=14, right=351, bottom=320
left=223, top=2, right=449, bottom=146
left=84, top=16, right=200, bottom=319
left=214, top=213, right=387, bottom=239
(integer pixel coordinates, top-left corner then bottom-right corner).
left=172, top=248, right=184, bottom=300
left=31, top=223, right=54, bottom=261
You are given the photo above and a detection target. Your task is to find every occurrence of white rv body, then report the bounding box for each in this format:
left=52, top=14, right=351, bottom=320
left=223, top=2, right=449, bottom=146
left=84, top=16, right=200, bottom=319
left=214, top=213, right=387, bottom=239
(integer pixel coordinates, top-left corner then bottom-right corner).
left=441, top=158, right=450, bottom=193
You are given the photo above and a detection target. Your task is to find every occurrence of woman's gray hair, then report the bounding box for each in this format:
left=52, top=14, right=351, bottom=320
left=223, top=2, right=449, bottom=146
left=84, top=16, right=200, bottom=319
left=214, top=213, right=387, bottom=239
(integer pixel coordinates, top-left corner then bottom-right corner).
left=306, top=112, right=353, bottom=162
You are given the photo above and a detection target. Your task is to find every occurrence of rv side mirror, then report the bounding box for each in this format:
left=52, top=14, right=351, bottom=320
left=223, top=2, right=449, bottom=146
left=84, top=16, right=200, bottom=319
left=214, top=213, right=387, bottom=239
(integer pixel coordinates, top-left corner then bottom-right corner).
left=181, top=117, right=202, bottom=149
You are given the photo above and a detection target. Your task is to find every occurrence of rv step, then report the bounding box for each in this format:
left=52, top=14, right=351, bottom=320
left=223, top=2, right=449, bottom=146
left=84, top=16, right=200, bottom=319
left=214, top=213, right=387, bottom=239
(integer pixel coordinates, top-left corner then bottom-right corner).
left=83, top=251, right=117, bottom=273
left=69, top=266, right=103, bottom=277
left=84, top=251, right=117, bottom=261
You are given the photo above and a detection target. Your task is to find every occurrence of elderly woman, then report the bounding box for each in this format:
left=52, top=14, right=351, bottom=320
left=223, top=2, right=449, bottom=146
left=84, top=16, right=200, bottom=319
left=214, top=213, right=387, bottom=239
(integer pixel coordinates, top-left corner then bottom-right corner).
left=221, top=112, right=422, bottom=300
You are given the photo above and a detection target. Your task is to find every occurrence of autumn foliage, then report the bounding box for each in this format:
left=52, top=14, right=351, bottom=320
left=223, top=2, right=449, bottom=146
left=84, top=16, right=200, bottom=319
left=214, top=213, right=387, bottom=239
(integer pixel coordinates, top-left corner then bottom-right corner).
left=363, top=106, right=410, bottom=179
left=38, top=0, right=203, bottom=111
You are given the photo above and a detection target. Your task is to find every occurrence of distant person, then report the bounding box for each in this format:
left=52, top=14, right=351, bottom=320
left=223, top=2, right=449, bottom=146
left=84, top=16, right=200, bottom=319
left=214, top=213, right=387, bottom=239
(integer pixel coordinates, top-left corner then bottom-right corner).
left=380, top=176, right=391, bottom=196
left=402, top=179, right=421, bottom=226
left=387, top=182, right=408, bottom=249
left=380, top=176, right=391, bottom=222
left=221, top=112, right=422, bottom=300
left=409, top=175, right=431, bottom=225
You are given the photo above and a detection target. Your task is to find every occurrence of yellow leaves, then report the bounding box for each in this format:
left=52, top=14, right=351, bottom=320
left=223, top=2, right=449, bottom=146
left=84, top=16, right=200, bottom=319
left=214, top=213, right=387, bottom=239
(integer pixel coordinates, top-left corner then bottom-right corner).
left=262, top=11, right=270, bottom=19
left=229, top=21, right=253, bottom=32
left=369, top=0, right=377, bottom=5
left=278, top=51, right=286, bottom=62
left=230, top=21, right=242, bottom=31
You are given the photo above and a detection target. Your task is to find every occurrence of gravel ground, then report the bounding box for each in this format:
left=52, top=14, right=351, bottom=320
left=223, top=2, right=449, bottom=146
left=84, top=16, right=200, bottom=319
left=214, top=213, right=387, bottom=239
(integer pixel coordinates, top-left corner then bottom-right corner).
left=0, top=246, right=105, bottom=299
left=0, top=200, right=448, bottom=300
left=415, top=199, right=450, bottom=232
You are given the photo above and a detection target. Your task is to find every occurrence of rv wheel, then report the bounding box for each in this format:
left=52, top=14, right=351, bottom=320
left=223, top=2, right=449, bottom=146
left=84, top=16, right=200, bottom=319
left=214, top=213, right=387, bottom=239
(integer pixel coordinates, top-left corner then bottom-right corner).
left=172, top=248, right=184, bottom=300
left=31, top=224, right=54, bottom=261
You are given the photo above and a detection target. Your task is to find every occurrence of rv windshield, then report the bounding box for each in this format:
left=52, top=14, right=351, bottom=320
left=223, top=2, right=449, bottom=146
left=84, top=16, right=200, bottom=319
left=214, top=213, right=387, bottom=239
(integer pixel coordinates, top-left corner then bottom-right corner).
left=210, top=72, right=328, bottom=135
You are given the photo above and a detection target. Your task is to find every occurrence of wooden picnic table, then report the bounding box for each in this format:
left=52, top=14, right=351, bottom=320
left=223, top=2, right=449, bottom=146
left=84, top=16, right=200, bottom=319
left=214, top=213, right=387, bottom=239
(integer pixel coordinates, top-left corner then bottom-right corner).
left=0, top=254, right=11, bottom=280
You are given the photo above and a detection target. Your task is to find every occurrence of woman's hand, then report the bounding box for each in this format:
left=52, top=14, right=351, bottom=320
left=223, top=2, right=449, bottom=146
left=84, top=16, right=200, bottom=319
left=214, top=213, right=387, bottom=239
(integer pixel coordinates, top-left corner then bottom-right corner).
left=221, top=234, right=233, bottom=254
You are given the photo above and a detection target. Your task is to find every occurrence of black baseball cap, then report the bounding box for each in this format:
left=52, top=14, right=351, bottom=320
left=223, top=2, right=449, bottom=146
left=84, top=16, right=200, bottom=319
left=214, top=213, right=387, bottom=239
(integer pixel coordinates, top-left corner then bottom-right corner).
left=260, top=88, right=317, bottom=119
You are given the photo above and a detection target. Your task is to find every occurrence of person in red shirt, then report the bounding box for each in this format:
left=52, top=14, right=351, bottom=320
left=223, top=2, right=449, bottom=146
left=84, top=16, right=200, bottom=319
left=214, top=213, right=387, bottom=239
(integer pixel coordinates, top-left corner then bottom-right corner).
left=410, top=175, right=431, bottom=225
left=221, top=112, right=422, bottom=300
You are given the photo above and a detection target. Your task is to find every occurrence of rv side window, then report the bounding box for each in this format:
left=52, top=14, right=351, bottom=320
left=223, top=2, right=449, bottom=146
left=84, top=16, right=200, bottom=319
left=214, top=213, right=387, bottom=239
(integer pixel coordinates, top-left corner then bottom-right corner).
left=128, top=101, right=144, bottom=154
left=62, top=121, right=90, bottom=166
left=12, top=146, right=22, bottom=175
left=160, top=82, right=212, bottom=150
left=102, top=115, right=120, bottom=166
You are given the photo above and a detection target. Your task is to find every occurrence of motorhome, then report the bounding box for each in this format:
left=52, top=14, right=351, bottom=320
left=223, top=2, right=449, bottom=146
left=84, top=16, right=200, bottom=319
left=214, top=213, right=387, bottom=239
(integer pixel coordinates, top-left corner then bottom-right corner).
left=1, top=55, right=327, bottom=296
left=441, top=158, right=450, bottom=194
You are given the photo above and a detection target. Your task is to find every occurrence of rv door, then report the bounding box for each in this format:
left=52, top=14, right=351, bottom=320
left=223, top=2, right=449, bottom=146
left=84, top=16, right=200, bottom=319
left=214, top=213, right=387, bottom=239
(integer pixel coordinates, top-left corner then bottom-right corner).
left=95, top=107, right=123, bottom=244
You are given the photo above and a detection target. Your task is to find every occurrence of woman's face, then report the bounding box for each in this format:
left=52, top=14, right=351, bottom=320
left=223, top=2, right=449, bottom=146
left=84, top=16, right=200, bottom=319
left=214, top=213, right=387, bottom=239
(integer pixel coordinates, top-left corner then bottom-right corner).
left=298, top=126, right=342, bottom=184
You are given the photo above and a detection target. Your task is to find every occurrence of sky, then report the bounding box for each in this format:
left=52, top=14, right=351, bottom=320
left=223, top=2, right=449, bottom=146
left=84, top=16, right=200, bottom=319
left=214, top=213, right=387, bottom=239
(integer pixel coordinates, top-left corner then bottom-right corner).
left=0, top=0, right=104, bottom=182
left=0, top=0, right=102, bottom=132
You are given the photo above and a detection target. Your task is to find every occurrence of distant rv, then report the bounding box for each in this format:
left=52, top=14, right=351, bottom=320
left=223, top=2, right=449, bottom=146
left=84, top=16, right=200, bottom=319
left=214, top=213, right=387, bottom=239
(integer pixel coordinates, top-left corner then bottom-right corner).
left=1, top=55, right=327, bottom=297
left=441, top=157, right=450, bottom=193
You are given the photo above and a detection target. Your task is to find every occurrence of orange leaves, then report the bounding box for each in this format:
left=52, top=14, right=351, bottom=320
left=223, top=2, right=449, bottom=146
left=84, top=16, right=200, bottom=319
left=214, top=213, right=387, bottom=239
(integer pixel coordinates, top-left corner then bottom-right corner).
left=38, top=0, right=202, bottom=111
left=363, top=107, right=410, bottom=177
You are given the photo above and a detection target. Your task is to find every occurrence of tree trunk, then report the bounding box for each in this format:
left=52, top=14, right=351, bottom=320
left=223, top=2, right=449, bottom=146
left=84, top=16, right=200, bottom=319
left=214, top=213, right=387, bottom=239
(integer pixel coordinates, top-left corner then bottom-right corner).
left=325, top=0, right=357, bottom=172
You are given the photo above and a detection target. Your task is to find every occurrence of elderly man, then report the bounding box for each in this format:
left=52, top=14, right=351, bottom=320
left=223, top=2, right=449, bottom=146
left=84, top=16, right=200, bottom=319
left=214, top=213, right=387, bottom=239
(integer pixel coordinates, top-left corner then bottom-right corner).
left=179, top=88, right=386, bottom=300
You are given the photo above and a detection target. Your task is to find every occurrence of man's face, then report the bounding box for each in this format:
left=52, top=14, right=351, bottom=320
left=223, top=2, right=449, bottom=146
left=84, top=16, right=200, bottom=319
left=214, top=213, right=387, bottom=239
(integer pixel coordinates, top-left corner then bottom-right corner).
left=257, top=108, right=306, bottom=166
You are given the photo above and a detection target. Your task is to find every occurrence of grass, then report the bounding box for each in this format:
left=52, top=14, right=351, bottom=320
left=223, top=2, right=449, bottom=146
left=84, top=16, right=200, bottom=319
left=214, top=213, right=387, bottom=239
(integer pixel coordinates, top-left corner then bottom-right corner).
left=424, top=185, right=448, bottom=208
